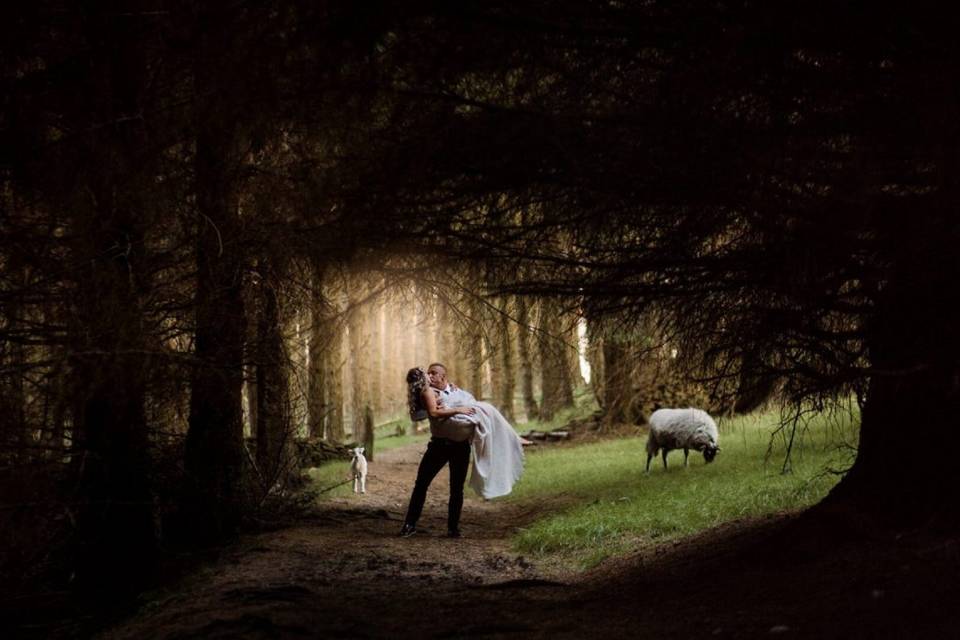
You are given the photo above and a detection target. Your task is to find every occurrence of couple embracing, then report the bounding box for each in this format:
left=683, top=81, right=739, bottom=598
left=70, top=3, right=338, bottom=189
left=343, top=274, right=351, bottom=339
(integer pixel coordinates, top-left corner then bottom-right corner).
left=399, top=363, right=525, bottom=538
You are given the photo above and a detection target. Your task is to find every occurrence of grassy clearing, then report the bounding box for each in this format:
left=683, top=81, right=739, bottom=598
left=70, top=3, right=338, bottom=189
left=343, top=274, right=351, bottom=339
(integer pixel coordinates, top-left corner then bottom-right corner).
left=509, top=405, right=859, bottom=568
left=372, top=417, right=430, bottom=453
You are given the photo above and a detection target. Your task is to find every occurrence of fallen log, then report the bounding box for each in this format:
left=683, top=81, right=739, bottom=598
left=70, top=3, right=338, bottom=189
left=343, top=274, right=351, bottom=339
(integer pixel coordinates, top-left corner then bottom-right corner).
left=292, top=438, right=354, bottom=469
left=521, top=430, right=570, bottom=442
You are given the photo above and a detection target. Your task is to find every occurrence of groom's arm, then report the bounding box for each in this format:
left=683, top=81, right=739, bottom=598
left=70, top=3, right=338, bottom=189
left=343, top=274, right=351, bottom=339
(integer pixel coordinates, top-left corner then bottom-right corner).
left=423, top=388, right=475, bottom=419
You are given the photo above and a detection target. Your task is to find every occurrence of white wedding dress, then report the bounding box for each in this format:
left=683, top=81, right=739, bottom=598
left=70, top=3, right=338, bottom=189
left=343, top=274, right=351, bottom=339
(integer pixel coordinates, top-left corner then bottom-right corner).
left=442, top=386, right=525, bottom=499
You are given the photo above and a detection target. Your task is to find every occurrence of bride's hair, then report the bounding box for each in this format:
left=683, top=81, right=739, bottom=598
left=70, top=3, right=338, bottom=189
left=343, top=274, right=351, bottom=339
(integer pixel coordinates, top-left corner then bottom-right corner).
left=406, top=367, right=428, bottom=422
left=406, top=366, right=426, bottom=386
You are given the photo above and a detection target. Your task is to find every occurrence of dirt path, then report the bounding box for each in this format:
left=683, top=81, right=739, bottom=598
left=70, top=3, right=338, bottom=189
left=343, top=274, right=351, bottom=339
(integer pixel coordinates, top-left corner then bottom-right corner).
left=99, top=441, right=960, bottom=639
left=102, top=441, right=576, bottom=639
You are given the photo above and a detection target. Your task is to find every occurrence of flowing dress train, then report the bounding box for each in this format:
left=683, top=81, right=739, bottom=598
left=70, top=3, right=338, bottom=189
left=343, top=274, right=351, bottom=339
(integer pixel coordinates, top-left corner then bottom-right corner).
left=441, top=387, right=525, bottom=499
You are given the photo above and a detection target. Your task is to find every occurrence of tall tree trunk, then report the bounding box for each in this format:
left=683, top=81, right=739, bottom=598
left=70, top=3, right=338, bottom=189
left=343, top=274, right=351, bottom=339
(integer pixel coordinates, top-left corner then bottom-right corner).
left=347, top=285, right=371, bottom=443
left=827, top=245, right=960, bottom=524
left=431, top=298, right=444, bottom=366
left=65, top=16, right=156, bottom=588
left=601, top=330, right=644, bottom=425
left=363, top=403, right=375, bottom=462
left=1, top=272, right=28, bottom=462
left=415, top=294, right=431, bottom=367
left=368, top=295, right=383, bottom=416
left=585, top=317, right=604, bottom=407
left=401, top=297, right=418, bottom=434
left=538, top=299, right=575, bottom=421
left=449, top=293, right=471, bottom=392
left=732, top=349, right=778, bottom=415
left=487, top=306, right=503, bottom=406
left=243, top=367, right=258, bottom=439
left=70, top=317, right=154, bottom=590
left=557, top=315, right=577, bottom=408
left=49, top=378, right=68, bottom=461
left=409, top=296, right=431, bottom=434
left=459, top=283, right=486, bottom=398
left=436, top=301, right=453, bottom=374
left=566, top=316, right=586, bottom=390
left=385, top=297, right=402, bottom=416
left=184, top=23, right=247, bottom=542
left=498, top=297, right=516, bottom=422
left=323, top=317, right=346, bottom=443
left=40, top=357, right=68, bottom=461
left=832, top=361, right=960, bottom=523
left=288, top=308, right=308, bottom=438
left=307, top=266, right=328, bottom=439
left=254, top=258, right=293, bottom=490
left=516, top=295, right=539, bottom=421
left=467, top=314, right=484, bottom=398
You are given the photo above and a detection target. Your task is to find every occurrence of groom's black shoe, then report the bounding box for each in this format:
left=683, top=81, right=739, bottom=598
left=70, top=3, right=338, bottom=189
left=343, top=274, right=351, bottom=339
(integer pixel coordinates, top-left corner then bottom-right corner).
left=445, top=528, right=461, bottom=538
left=399, top=523, right=417, bottom=538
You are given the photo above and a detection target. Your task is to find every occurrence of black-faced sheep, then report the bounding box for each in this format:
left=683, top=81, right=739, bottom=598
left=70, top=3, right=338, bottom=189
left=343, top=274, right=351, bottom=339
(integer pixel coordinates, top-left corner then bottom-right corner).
left=645, top=408, right=720, bottom=472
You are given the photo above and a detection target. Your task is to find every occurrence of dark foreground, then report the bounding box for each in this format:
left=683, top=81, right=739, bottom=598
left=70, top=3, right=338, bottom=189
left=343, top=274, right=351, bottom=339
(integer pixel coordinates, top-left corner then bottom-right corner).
left=7, top=442, right=960, bottom=639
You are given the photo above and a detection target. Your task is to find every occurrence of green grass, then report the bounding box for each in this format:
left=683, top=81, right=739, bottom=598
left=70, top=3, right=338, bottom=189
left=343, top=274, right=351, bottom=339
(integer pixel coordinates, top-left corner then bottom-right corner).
left=508, top=406, right=859, bottom=568
left=305, top=460, right=356, bottom=498
left=372, top=417, right=430, bottom=453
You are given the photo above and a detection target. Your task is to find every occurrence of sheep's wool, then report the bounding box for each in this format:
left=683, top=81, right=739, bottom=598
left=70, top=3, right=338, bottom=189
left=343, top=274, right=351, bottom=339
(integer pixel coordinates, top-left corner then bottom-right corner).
left=648, top=407, right=719, bottom=452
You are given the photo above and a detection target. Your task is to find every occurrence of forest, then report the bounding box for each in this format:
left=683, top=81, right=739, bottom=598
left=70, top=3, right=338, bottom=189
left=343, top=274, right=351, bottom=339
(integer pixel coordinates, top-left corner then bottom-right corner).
left=3, top=2, right=959, bottom=638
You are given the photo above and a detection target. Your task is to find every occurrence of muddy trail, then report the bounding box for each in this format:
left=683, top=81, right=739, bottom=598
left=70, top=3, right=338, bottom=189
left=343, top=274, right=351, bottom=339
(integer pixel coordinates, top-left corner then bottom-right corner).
left=96, top=440, right=960, bottom=639
left=101, top=441, right=576, bottom=639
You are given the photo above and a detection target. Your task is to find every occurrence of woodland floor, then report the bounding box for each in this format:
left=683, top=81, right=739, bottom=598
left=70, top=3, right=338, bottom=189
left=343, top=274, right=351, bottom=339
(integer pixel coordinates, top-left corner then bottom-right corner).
left=17, top=440, right=960, bottom=639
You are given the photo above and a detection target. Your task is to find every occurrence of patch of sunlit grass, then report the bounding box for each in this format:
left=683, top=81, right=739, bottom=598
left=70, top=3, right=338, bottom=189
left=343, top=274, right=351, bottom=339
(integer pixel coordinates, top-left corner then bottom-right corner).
left=509, top=405, right=859, bottom=569
left=337, top=415, right=430, bottom=454
left=373, top=428, right=430, bottom=453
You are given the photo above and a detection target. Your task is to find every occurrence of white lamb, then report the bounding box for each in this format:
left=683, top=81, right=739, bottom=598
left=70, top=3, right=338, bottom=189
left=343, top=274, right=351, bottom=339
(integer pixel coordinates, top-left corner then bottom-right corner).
left=646, top=408, right=720, bottom=472
left=350, top=446, right=368, bottom=494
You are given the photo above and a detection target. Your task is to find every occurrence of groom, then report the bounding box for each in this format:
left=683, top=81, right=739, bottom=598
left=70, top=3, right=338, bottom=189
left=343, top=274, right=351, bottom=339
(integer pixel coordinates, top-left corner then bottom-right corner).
left=399, top=363, right=476, bottom=538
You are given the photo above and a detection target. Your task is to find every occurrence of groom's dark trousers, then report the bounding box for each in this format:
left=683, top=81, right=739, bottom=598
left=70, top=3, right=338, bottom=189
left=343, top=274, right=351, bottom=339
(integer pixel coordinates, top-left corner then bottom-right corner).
left=403, top=437, right=471, bottom=531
